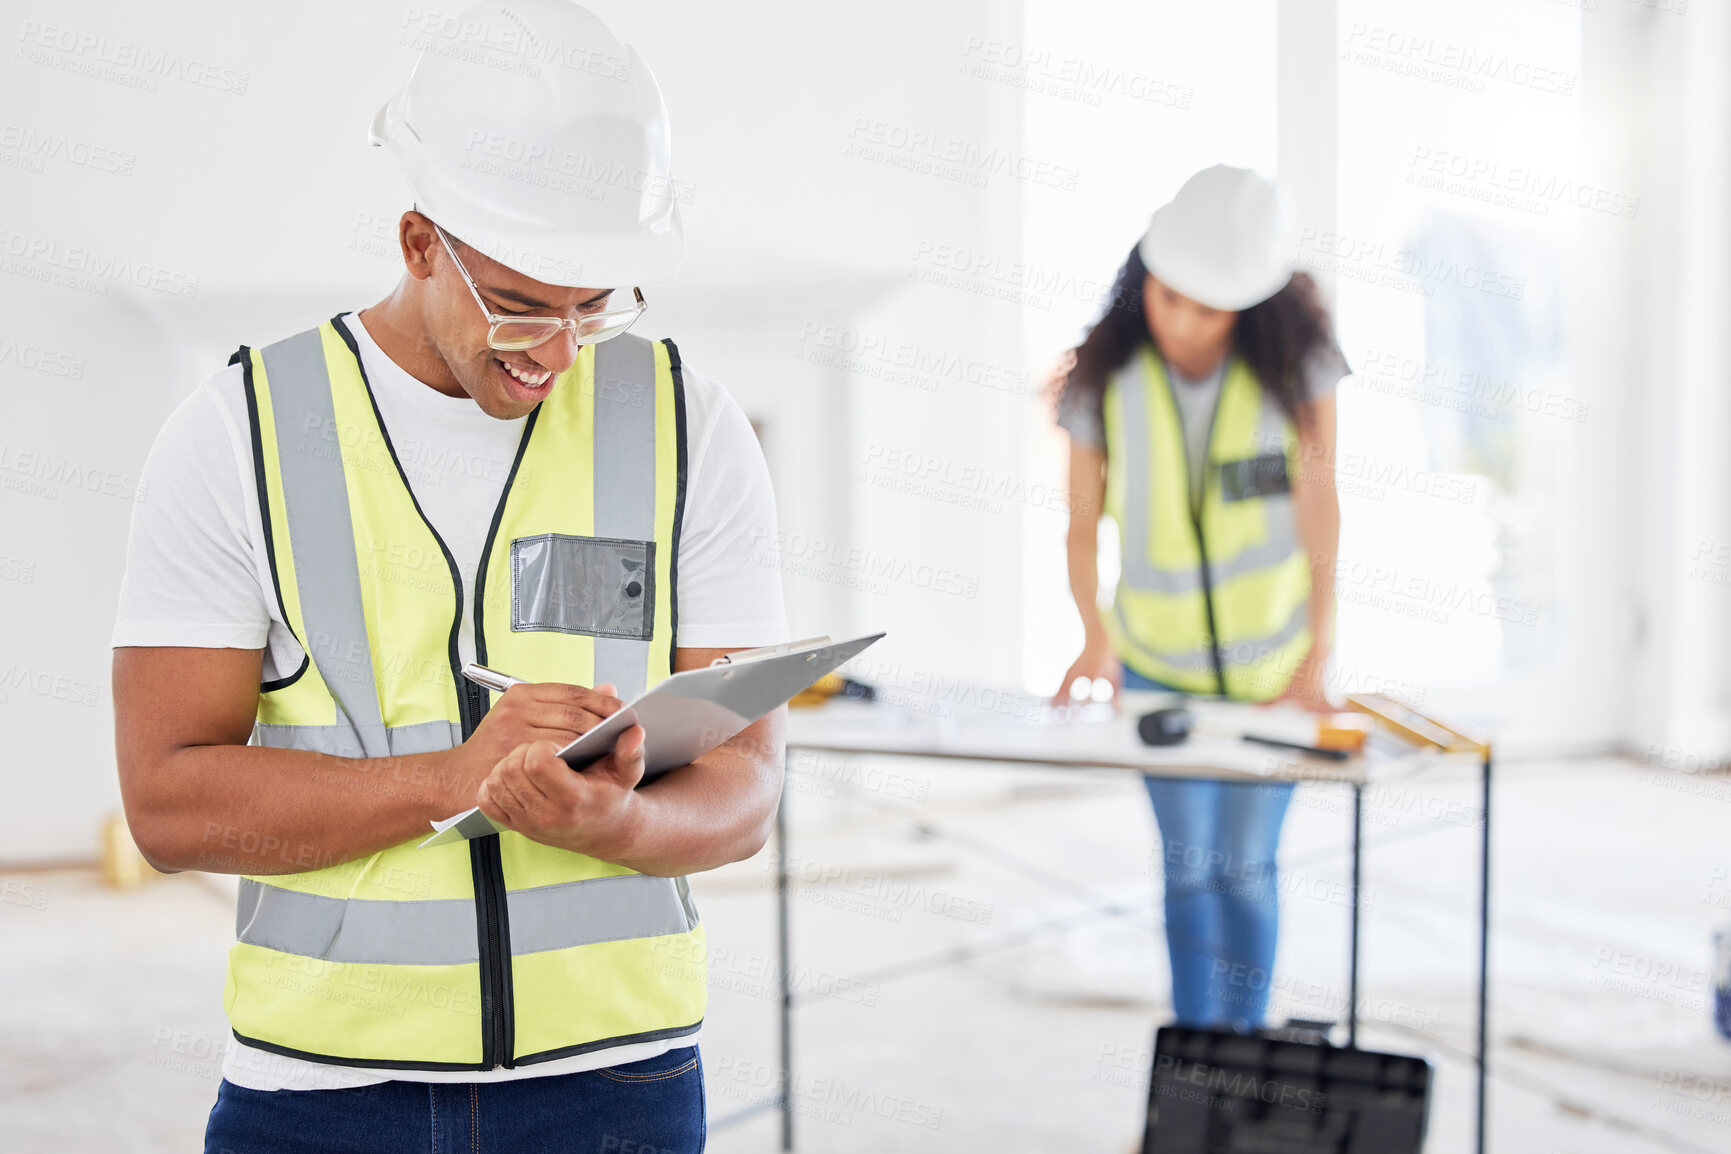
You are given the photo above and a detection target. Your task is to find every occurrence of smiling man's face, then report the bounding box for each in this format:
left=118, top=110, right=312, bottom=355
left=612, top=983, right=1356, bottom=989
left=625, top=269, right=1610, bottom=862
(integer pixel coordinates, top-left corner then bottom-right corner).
left=413, top=215, right=621, bottom=420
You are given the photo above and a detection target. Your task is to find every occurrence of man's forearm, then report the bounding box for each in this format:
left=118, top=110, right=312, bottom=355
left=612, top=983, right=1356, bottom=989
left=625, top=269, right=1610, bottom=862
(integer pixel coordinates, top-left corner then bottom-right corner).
left=129, top=744, right=473, bottom=876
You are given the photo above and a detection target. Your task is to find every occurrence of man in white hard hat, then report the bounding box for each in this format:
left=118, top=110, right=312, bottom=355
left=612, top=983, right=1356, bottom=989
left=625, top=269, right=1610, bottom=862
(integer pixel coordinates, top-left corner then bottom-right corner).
left=111, top=3, right=784, bottom=1149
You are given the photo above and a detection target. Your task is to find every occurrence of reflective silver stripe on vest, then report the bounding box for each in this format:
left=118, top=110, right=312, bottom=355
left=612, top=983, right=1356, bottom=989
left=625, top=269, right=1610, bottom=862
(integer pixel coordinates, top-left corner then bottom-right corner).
left=508, top=872, right=694, bottom=955
left=237, top=873, right=697, bottom=965
left=252, top=720, right=462, bottom=757
left=1112, top=363, right=1156, bottom=585
left=1115, top=597, right=1309, bottom=675
left=259, top=329, right=389, bottom=759
left=673, top=875, right=698, bottom=929
left=591, top=333, right=659, bottom=702
left=1114, top=358, right=1299, bottom=595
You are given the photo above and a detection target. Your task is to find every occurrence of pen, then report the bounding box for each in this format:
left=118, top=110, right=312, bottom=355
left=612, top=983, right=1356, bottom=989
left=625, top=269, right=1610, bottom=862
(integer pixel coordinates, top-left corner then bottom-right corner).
left=1241, top=733, right=1351, bottom=761
left=461, top=662, right=526, bottom=693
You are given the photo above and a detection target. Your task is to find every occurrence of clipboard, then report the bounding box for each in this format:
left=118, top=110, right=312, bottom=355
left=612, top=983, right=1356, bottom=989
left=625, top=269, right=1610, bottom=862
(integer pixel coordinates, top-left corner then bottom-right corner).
left=419, top=631, right=885, bottom=848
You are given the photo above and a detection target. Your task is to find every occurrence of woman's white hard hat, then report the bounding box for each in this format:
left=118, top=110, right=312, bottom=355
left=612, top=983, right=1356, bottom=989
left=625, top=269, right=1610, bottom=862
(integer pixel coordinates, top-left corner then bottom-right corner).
left=369, top=0, right=682, bottom=288
left=1137, top=165, right=1298, bottom=312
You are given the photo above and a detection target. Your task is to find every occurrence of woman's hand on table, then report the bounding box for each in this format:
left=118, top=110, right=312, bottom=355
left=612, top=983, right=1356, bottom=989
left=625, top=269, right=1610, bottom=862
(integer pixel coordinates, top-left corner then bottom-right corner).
left=1266, top=651, right=1335, bottom=713
left=1053, top=636, right=1122, bottom=706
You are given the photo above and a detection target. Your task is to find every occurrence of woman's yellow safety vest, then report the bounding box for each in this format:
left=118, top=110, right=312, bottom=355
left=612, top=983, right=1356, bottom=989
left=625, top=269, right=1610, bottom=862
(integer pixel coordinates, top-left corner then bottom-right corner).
left=223, top=316, right=705, bottom=1070
left=1103, top=345, right=1313, bottom=700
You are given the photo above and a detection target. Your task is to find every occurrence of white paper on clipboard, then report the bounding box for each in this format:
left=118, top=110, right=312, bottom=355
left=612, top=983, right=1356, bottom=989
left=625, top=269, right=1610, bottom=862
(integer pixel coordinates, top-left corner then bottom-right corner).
left=418, top=631, right=884, bottom=848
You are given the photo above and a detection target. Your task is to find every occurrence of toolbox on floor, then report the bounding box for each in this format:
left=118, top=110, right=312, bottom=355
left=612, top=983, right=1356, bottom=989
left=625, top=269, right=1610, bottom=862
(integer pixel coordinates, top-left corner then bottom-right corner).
left=1141, top=1025, right=1432, bottom=1153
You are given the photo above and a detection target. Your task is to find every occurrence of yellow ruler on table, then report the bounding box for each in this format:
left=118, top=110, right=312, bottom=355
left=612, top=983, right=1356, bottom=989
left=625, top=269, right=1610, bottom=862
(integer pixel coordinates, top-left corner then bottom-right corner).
left=1345, top=693, right=1489, bottom=756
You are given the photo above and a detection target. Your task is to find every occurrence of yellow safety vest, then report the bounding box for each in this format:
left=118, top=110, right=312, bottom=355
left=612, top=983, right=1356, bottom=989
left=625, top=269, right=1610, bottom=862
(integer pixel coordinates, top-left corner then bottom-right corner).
left=223, top=317, right=705, bottom=1070
left=1103, top=345, right=1313, bottom=700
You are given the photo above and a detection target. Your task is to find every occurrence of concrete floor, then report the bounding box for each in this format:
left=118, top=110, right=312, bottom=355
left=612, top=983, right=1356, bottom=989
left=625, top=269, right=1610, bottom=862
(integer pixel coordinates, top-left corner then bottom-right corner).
left=4, top=752, right=1730, bottom=1152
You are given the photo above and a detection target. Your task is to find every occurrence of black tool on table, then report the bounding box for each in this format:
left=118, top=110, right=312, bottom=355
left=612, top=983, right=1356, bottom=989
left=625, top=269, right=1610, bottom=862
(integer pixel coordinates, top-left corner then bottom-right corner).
left=1136, top=707, right=1195, bottom=746
left=1241, top=733, right=1351, bottom=761
left=1136, top=707, right=1352, bottom=761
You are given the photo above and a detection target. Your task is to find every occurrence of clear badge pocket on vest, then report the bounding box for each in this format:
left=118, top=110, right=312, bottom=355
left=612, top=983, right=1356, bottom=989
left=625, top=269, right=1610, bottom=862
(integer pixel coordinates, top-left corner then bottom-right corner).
left=511, top=533, right=655, bottom=640
left=1218, top=452, right=1291, bottom=503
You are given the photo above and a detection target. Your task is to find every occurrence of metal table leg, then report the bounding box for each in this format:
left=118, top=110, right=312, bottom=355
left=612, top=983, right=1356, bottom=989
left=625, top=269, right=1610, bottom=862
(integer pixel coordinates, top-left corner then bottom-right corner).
left=1476, top=751, right=1492, bottom=1154
left=1347, top=782, right=1363, bottom=1050
left=776, top=763, right=793, bottom=1152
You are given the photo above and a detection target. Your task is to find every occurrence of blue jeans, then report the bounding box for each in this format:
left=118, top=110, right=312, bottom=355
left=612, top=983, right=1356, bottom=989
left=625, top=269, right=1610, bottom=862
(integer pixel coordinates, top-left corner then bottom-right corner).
left=1124, top=666, right=1294, bottom=1030
left=203, top=1046, right=705, bottom=1154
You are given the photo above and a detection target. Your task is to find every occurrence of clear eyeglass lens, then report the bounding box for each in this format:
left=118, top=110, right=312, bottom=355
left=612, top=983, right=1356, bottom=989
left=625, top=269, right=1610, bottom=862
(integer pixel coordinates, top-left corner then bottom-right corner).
left=575, top=308, right=642, bottom=341
left=485, top=296, right=644, bottom=351
left=489, top=318, right=565, bottom=351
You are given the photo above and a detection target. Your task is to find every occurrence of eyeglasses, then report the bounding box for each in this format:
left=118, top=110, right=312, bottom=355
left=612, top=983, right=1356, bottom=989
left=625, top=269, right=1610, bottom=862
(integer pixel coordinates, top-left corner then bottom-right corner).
left=433, top=224, right=647, bottom=352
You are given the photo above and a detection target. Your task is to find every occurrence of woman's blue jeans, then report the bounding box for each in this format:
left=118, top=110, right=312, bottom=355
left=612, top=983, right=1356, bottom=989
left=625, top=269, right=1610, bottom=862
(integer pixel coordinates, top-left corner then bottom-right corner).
left=1124, top=667, right=1293, bottom=1030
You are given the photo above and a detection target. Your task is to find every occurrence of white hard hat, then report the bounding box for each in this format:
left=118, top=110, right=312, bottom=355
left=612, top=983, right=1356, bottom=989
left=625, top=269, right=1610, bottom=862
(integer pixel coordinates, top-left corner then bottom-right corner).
left=1137, top=165, right=1297, bottom=312
left=370, top=0, right=682, bottom=287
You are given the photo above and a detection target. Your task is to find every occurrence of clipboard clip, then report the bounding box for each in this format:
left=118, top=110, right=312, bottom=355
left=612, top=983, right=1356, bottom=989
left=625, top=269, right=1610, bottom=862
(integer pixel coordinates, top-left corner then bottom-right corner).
left=710, top=635, right=833, bottom=666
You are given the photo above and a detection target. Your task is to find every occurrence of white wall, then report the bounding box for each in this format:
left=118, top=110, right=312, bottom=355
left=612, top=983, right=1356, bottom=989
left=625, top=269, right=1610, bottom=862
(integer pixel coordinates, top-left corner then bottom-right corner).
left=0, top=0, right=1026, bottom=860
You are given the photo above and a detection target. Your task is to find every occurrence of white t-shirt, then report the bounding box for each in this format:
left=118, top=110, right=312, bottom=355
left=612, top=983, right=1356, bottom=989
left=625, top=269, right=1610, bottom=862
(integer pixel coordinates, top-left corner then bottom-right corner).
left=112, top=313, right=788, bottom=1090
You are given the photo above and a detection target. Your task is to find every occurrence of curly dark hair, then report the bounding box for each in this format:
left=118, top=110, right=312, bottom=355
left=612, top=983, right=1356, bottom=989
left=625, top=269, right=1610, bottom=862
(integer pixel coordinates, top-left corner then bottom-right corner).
left=1057, top=243, right=1336, bottom=437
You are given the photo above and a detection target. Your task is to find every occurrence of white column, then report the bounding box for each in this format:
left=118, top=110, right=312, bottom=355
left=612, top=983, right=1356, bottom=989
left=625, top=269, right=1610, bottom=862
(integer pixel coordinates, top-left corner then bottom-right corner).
left=1660, top=0, right=1731, bottom=753
left=1596, top=3, right=1731, bottom=758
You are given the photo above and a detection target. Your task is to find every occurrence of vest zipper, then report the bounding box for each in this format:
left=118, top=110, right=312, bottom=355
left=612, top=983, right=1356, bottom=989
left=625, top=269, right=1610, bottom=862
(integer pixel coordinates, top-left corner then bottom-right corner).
left=1192, top=515, right=1228, bottom=698
left=1159, top=352, right=1230, bottom=698
left=460, top=680, right=516, bottom=1070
